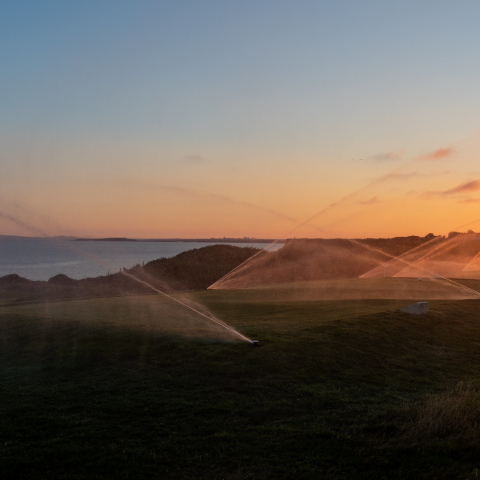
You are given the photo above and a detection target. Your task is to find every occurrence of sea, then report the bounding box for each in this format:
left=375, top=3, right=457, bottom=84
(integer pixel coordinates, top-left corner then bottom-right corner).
left=0, top=237, right=284, bottom=281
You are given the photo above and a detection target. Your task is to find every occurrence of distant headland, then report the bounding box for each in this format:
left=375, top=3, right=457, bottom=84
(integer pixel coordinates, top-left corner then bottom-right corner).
left=74, top=237, right=285, bottom=243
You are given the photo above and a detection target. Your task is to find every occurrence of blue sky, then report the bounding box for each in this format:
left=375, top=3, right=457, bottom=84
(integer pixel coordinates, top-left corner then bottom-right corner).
left=2, top=1, right=480, bottom=237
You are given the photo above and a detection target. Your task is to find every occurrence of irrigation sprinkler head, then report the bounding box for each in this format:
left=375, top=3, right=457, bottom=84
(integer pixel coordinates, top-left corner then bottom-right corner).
left=252, top=340, right=259, bottom=347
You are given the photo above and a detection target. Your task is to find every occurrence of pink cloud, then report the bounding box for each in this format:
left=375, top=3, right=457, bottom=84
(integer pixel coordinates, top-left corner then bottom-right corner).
left=442, top=180, right=480, bottom=195
left=422, top=180, right=480, bottom=200
left=418, top=147, right=454, bottom=161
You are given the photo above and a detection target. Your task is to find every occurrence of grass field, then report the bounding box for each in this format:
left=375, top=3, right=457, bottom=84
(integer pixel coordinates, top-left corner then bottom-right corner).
left=2, top=278, right=480, bottom=478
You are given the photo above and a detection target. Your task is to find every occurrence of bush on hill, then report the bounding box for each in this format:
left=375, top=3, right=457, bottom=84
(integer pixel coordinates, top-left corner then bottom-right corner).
left=133, top=244, right=262, bottom=291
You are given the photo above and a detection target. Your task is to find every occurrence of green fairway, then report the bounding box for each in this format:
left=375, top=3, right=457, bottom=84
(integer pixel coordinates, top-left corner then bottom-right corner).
left=2, top=282, right=480, bottom=478
left=209, top=277, right=480, bottom=301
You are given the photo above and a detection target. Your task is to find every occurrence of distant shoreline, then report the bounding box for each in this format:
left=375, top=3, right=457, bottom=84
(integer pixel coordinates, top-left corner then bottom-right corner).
left=0, top=235, right=285, bottom=243
left=73, top=237, right=285, bottom=243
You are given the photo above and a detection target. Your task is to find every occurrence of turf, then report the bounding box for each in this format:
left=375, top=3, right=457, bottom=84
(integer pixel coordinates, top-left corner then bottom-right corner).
left=2, top=283, right=480, bottom=478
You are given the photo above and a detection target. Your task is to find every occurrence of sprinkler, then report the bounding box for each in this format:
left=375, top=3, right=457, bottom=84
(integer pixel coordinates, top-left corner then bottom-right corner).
left=252, top=340, right=259, bottom=347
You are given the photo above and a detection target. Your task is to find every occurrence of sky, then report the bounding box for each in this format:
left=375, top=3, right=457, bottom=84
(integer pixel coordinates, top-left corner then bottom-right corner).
left=2, top=1, right=480, bottom=239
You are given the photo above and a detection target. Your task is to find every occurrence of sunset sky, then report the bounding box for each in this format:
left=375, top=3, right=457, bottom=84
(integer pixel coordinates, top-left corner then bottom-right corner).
left=2, top=1, right=480, bottom=239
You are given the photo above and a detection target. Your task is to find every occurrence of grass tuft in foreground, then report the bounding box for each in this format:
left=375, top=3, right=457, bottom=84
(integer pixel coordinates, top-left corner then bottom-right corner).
left=405, top=381, right=480, bottom=443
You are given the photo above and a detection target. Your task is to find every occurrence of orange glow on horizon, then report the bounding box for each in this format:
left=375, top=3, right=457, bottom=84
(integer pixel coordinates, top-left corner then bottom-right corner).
left=2, top=134, right=480, bottom=240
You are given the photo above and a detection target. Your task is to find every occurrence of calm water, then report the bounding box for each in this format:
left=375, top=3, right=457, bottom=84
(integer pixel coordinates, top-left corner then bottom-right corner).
left=0, top=237, right=283, bottom=281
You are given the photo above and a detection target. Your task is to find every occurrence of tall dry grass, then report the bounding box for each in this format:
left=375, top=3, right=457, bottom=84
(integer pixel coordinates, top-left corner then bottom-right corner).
left=408, top=382, right=480, bottom=442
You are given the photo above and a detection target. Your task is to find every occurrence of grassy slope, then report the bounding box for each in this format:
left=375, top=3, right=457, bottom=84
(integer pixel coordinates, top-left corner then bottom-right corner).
left=2, top=285, right=480, bottom=478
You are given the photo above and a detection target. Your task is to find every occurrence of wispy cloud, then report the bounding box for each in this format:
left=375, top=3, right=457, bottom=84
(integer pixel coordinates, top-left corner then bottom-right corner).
left=0, top=195, right=67, bottom=236
left=0, top=210, right=46, bottom=236
left=121, top=179, right=299, bottom=224
left=422, top=179, right=480, bottom=200
left=441, top=180, right=480, bottom=195
left=385, top=172, right=420, bottom=181
left=417, top=147, right=454, bottom=161
left=367, top=151, right=403, bottom=162
left=385, top=171, right=451, bottom=183
left=357, top=196, right=379, bottom=205
left=182, top=154, right=208, bottom=163
left=459, top=198, right=480, bottom=204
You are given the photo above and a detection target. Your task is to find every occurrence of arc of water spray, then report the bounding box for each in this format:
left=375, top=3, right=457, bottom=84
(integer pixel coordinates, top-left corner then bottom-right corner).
left=211, top=212, right=362, bottom=289
left=359, top=236, right=451, bottom=279
left=391, top=240, right=463, bottom=278
left=122, top=272, right=252, bottom=343
left=348, top=237, right=480, bottom=298
left=463, top=249, right=480, bottom=272
left=360, top=218, right=480, bottom=280
left=296, top=223, right=480, bottom=298
left=448, top=219, right=480, bottom=272
left=0, top=211, right=47, bottom=237
left=296, top=222, right=480, bottom=299
left=447, top=218, right=480, bottom=272
left=386, top=234, right=480, bottom=276
left=209, top=158, right=421, bottom=289
left=0, top=206, right=126, bottom=275
left=131, top=181, right=300, bottom=225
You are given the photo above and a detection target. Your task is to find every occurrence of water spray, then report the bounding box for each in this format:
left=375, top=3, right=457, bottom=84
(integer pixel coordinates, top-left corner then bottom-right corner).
left=351, top=238, right=480, bottom=298
left=211, top=208, right=480, bottom=299
left=0, top=206, right=255, bottom=344
left=359, top=235, right=444, bottom=278
left=122, top=271, right=254, bottom=344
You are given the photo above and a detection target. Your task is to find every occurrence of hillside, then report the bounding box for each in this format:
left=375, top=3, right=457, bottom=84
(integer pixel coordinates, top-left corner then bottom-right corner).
left=211, top=233, right=480, bottom=289
left=211, top=236, right=432, bottom=289
left=0, top=245, right=260, bottom=305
